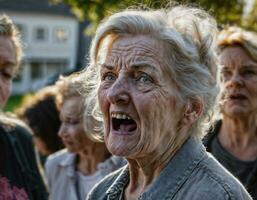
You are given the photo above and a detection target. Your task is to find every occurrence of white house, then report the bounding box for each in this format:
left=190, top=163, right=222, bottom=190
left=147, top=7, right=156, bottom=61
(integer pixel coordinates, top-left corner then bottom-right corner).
left=0, top=0, right=90, bottom=94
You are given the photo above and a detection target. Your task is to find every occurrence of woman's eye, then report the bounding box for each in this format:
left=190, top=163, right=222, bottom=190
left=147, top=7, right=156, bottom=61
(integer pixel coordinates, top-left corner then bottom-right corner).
left=137, top=74, right=153, bottom=83
left=3, top=73, right=12, bottom=79
left=242, top=70, right=256, bottom=76
left=68, top=119, right=80, bottom=125
left=0, top=70, right=12, bottom=80
left=103, top=73, right=116, bottom=81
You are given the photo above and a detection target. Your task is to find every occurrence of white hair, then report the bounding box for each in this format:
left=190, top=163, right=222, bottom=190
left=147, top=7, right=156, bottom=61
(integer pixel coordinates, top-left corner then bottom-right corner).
left=85, top=5, right=218, bottom=141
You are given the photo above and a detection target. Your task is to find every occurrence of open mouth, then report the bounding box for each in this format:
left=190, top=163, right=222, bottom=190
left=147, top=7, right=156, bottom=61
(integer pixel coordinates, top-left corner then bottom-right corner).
left=229, top=94, right=247, bottom=100
left=111, top=113, right=137, bottom=133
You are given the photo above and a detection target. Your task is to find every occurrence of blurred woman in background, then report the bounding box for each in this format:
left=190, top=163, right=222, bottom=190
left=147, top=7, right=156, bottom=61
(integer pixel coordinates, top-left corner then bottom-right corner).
left=204, top=27, right=257, bottom=199
left=45, top=73, right=125, bottom=200
left=16, top=85, right=64, bottom=166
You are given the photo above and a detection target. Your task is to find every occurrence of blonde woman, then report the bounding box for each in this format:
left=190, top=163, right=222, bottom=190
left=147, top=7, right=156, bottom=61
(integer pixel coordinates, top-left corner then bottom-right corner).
left=204, top=27, right=257, bottom=199
left=45, top=73, right=125, bottom=200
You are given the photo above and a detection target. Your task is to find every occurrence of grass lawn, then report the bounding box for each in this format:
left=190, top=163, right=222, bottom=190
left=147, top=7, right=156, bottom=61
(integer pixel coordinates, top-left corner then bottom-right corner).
left=4, top=95, right=24, bottom=112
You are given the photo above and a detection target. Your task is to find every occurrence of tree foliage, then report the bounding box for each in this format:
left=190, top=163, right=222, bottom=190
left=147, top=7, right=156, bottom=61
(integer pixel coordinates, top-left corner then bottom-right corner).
left=51, top=0, right=257, bottom=34
left=243, top=0, right=257, bottom=31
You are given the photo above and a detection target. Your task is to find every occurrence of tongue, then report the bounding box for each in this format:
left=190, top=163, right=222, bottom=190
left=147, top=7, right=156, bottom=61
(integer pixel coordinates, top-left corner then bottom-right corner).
left=119, top=124, right=137, bottom=132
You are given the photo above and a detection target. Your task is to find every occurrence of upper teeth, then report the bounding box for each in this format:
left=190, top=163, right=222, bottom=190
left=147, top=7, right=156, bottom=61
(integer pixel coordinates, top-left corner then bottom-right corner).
left=111, top=113, right=131, bottom=120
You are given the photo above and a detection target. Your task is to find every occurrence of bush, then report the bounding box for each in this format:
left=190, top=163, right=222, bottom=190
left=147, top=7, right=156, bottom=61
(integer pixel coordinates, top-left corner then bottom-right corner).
left=4, top=95, right=24, bottom=112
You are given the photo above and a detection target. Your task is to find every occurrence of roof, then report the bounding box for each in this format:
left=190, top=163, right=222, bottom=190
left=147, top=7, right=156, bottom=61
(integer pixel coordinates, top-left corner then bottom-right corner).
left=0, top=0, right=74, bottom=17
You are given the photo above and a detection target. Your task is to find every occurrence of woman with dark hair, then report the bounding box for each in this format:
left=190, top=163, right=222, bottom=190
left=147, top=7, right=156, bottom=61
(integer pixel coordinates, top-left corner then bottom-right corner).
left=16, top=86, right=64, bottom=166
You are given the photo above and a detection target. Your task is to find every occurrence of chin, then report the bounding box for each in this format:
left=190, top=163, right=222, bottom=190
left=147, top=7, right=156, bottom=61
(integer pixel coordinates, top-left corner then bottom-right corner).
left=226, top=108, right=249, bottom=118
left=107, top=142, right=135, bottom=158
left=107, top=144, right=126, bottom=156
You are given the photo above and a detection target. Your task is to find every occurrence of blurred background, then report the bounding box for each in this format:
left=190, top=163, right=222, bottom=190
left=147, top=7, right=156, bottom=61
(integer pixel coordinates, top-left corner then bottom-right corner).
left=1, top=0, right=256, bottom=111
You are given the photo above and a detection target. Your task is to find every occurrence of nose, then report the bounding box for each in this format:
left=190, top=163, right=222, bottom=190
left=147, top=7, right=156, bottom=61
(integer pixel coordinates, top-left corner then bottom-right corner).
left=225, top=72, right=243, bottom=89
left=107, top=76, right=130, bottom=105
left=58, top=124, right=66, bottom=138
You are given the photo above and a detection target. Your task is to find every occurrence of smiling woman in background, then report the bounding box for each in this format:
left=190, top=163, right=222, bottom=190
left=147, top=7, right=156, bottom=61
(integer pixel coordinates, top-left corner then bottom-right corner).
left=85, top=5, right=252, bottom=200
left=204, top=27, right=257, bottom=199
left=45, top=73, right=125, bottom=200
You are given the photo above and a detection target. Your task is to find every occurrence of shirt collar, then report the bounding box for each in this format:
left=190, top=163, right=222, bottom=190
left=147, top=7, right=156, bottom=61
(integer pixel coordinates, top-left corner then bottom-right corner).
left=143, top=137, right=206, bottom=199
left=105, top=137, right=205, bottom=199
left=59, top=152, right=77, bottom=178
left=106, top=165, right=130, bottom=199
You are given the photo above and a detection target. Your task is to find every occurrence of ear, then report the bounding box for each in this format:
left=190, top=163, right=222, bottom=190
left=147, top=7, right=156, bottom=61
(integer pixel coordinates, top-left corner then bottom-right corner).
left=182, top=96, right=203, bottom=126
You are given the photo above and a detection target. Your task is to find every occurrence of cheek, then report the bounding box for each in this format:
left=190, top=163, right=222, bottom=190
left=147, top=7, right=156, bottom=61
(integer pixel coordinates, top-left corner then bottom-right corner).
left=74, top=126, right=85, bottom=138
left=137, top=90, right=178, bottom=136
left=66, top=127, right=79, bottom=138
left=98, top=88, right=109, bottom=116
left=1, top=81, right=11, bottom=97
left=248, top=81, right=257, bottom=93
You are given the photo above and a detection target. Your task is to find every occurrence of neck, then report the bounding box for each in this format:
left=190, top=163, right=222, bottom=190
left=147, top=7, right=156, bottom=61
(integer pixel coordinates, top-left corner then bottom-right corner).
left=76, top=143, right=110, bottom=175
left=220, top=115, right=257, bottom=146
left=124, top=129, right=189, bottom=200
left=219, top=115, right=257, bottom=160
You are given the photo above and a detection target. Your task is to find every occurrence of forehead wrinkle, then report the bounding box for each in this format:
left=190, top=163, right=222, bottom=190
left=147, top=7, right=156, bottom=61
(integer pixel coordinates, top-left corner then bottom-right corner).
left=106, top=45, right=163, bottom=72
left=220, top=55, right=240, bottom=70
left=111, top=36, right=163, bottom=57
left=100, top=36, right=166, bottom=79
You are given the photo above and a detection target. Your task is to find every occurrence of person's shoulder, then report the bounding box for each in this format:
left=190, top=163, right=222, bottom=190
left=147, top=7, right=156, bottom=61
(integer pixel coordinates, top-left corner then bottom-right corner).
left=0, top=113, right=32, bottom=135
left=87, top=165, right=127, bottom=200
left=45, top=149, right=69, bottom=168
left=0, top=113, right=33, bottom=143
left=44, top=149, right=72, bottom=181
left=195, top=153, right=252, bottom=199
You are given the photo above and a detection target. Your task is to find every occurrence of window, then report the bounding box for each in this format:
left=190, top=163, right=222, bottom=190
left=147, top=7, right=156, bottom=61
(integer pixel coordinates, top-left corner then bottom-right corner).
left=46, top=61, right=67, bottom=76
left=54, top=27, right=69, bottom=42
left=31, top=61, right=43, bottom=80
left=34, top=27, right=48, bottom=42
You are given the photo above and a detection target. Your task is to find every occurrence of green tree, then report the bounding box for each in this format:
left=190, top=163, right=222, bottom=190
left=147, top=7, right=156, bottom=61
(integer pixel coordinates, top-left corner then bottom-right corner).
left=51, top=0, right=254, bottom=33
left=243, top=0, right=257, bottom=31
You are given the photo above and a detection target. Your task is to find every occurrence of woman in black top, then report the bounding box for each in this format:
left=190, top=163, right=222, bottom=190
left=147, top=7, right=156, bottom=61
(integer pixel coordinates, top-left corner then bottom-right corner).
left=204, top=27, right=257, bottom=199
left=0, top=15, right=48, bottom=199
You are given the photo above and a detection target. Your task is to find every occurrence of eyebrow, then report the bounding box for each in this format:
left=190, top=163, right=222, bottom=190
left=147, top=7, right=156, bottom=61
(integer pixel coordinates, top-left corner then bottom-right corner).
left=101, top=61, right=159, bottom=72
left=241, top=64, right=257, bottom=68
left=0, top=60, right=16, bottom=68
left=130, top=61, right=159, bottom=73
left=100, top=64, right=114, bottom=70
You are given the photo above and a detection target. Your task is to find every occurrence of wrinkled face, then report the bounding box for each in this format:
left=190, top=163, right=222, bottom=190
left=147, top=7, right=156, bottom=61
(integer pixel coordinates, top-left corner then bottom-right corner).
left=58, top=96, right=91, bottom=153
left=97, top=35, right=182, bottom=158
left=219, top=46, right=257, bottom=118
left=0, top=36, right=16, bottom=109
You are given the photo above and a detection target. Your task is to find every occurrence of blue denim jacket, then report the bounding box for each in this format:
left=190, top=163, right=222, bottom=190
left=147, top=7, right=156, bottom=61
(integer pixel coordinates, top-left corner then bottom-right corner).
left=87, top=137, right=252, bottom=200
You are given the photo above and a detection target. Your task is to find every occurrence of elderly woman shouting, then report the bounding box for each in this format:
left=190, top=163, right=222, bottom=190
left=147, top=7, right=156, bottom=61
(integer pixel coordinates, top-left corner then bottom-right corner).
left=204, top=27, right=257, bottom=199
left=86, top=6, right=252, bottom=200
